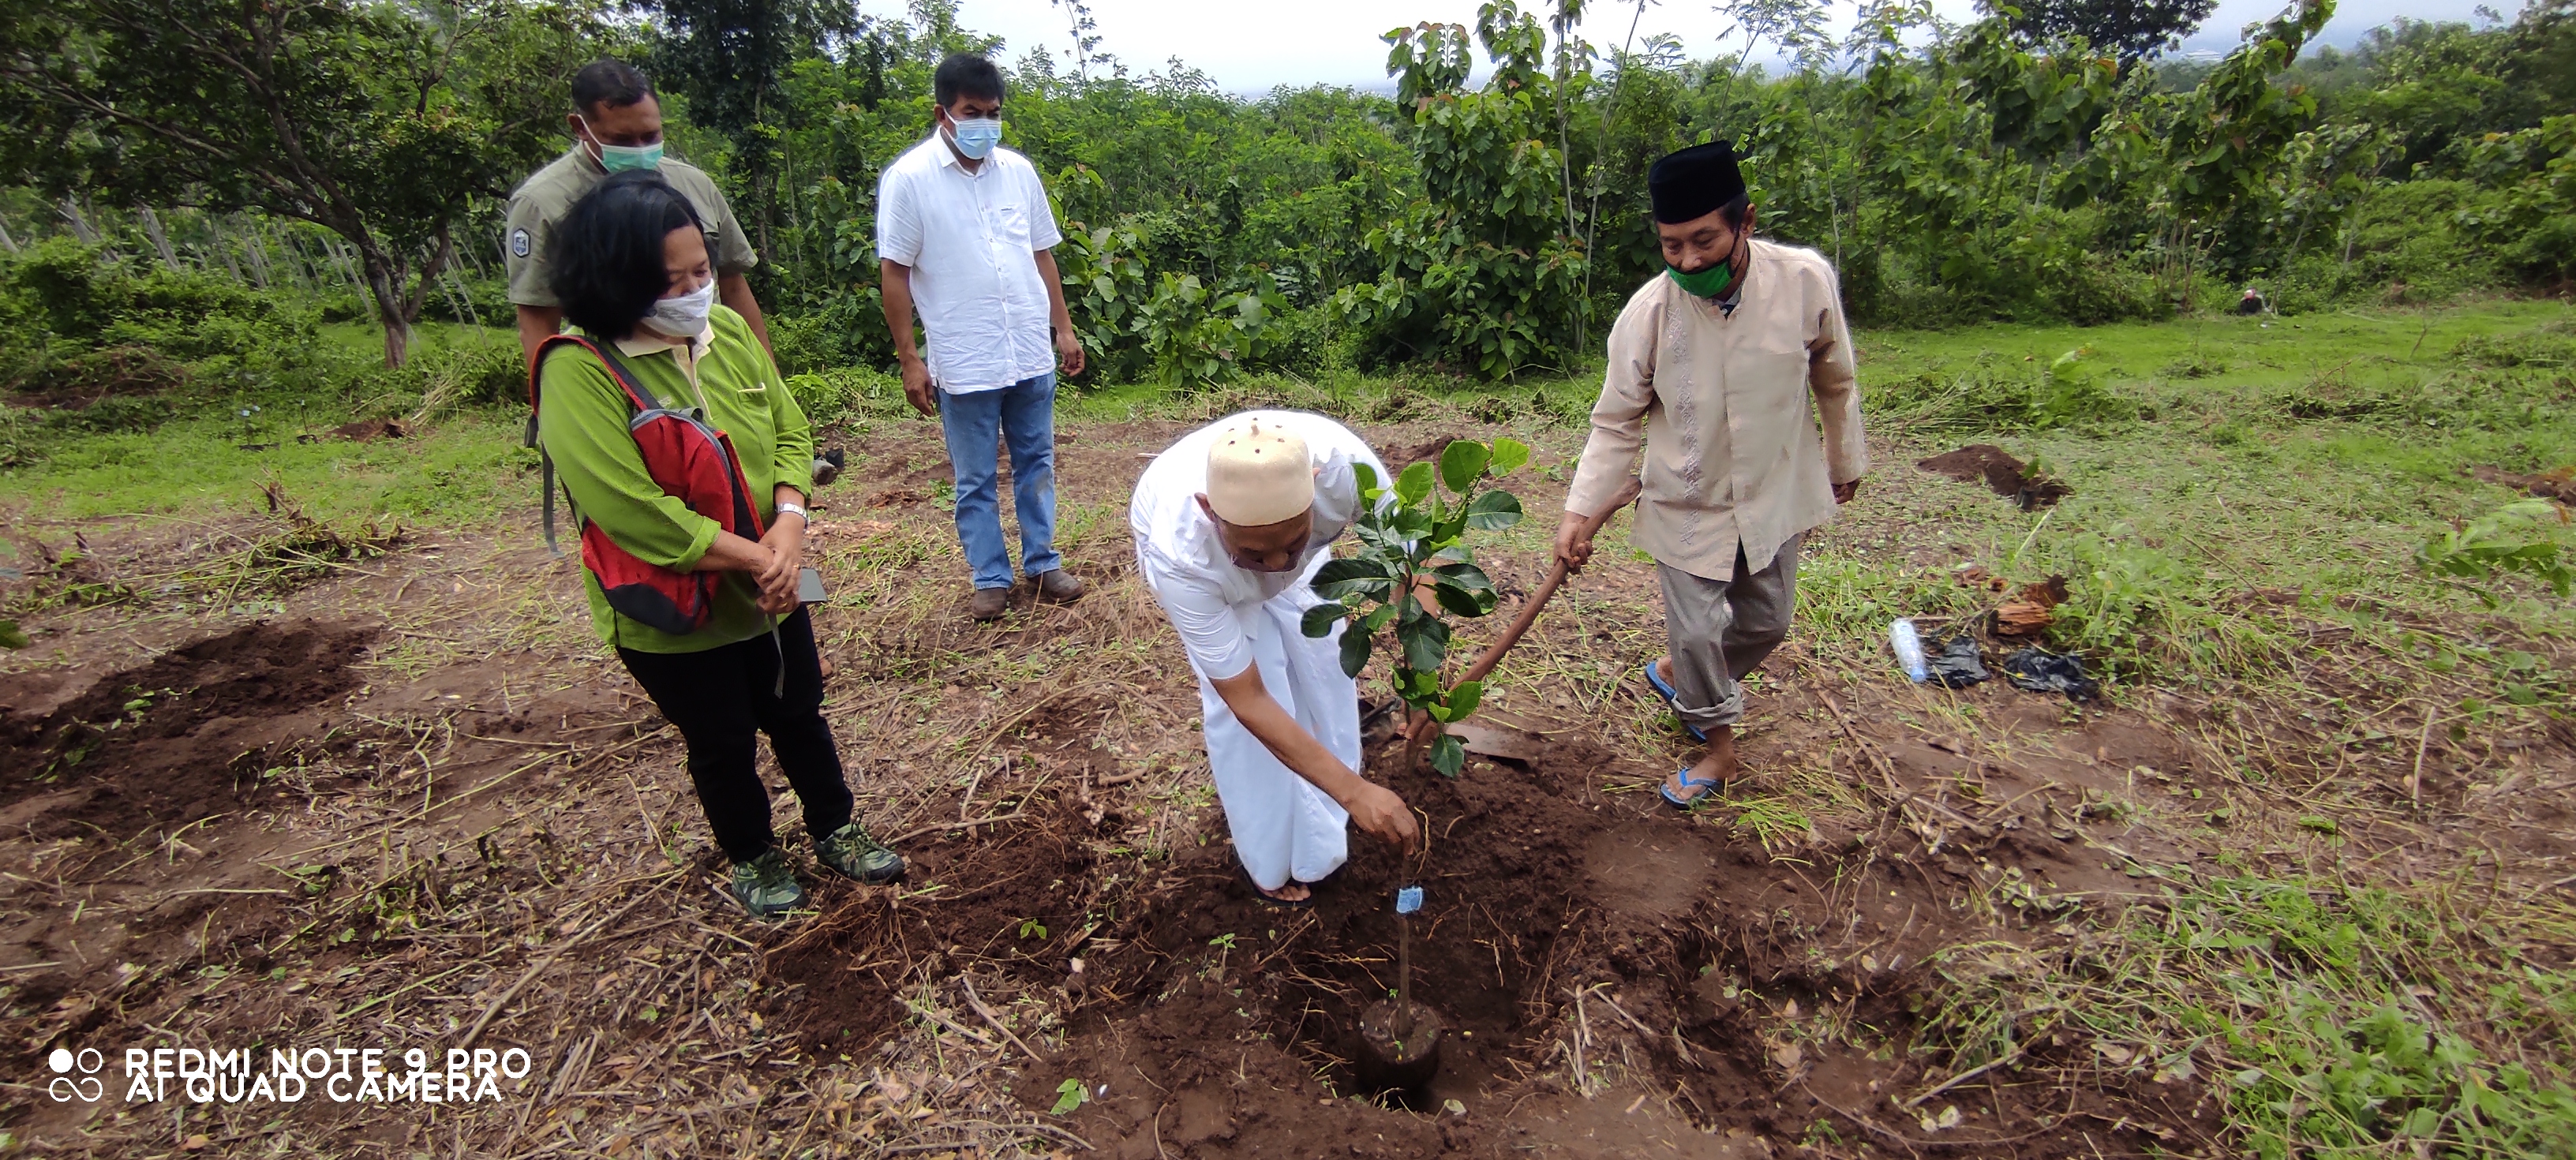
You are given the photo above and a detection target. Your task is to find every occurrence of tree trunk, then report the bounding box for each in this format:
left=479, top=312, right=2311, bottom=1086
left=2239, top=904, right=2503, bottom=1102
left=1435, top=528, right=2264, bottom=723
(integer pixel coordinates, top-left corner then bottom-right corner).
left=354, top=229, right=459, bottom=368
left=138, top=207, right=181, bottom=271
left=354, top=242, right=415, bottom=369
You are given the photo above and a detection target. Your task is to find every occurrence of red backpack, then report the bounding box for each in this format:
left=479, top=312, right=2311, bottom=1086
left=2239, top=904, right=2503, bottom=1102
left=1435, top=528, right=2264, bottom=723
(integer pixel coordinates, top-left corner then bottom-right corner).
left=526, top=335, right=766, bottom=636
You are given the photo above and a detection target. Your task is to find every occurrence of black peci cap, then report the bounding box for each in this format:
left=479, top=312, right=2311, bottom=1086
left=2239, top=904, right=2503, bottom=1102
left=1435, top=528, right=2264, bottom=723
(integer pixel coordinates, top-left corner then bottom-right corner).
left=1648, top=140, right=1747, bottom=225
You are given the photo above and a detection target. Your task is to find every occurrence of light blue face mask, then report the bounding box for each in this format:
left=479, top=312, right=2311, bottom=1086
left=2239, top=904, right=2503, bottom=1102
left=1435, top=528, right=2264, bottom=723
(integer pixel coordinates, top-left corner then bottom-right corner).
left=578, top=116, right=663, bottom=173
left=946, top=116, right=1002, bottom=160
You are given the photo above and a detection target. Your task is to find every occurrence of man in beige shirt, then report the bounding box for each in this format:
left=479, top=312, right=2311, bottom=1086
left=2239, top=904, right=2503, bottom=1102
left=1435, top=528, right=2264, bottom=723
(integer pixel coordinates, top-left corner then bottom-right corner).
left=1555, top=140, right=1867, bottom=807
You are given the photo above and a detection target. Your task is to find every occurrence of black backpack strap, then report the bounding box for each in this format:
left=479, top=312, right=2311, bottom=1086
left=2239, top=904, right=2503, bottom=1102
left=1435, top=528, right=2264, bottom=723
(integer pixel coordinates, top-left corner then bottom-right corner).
left=541, top=447, right=561, bottom=556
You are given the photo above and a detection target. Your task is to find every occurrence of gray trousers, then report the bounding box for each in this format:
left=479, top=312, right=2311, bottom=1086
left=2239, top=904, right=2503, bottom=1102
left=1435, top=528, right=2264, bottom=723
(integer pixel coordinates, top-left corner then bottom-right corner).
left=1660, top=533, right=1803, bottom=733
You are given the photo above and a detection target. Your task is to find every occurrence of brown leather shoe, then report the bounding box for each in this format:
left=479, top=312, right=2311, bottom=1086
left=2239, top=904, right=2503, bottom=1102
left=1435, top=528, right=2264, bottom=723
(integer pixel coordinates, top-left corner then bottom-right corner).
left=970, top=587, right=1009, bottom=621
left=1035, top=568, right=1086, bottom=604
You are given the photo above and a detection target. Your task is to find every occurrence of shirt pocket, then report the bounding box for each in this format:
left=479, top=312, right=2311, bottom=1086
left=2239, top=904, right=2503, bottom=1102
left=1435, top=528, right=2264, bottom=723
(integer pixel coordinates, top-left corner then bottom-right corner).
left=985, top=201, right=1032, bottom=249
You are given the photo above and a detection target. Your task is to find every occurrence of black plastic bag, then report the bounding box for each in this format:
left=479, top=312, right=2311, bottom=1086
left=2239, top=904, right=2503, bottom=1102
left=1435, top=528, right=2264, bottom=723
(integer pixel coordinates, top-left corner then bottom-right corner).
left=1927, top=634, right=1991, bottom=688
left=2002, top=647, right=2099, bottom=701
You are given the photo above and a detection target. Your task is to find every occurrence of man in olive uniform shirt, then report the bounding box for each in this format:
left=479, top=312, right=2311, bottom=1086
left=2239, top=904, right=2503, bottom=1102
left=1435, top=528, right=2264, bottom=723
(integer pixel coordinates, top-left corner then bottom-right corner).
left=504, top=59, right=772, bottom=367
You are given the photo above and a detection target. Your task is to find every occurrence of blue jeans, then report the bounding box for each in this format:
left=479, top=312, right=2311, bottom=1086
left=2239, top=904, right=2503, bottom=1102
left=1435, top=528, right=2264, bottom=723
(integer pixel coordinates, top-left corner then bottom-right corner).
left=937, top=372, right=1061, bottom=589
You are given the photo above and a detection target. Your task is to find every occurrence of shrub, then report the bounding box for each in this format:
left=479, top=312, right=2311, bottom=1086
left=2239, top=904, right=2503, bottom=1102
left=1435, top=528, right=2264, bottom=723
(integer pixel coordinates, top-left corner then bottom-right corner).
left=769, top=290, right=893, bottom=379
left=1868, top=347, right=2137, bottom=433
left=783, top=365, right=905, bottom=425
left=2419, top=498, right=2576, bottom=604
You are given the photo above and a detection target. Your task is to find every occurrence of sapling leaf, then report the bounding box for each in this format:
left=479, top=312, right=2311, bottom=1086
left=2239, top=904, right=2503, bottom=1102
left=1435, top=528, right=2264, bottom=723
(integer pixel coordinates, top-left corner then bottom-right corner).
left=1361, top=604, right=1398, bottom=631
left=1314, top=557, right=1385, bottom=587
left=1438, top=440, right=1489, bottom=493
left=1431, top=580, right=1488, bottom=617
left=1300, top=602, right=1350, bottom=638
left=1488, top=437, right=1530, bottom=475
left=1397, top=616, right=1449, bottom=672
left=1464, top=490, right=1523, bottom=530
left=1428, top=732, right=1466, bottom=776
left=1339, top=625, right=1373, bottom=678
left=1396, top=461, right=1436, bottom=505
left=1431, top=562, right=1493, bottom=591
left=1446, top=679, right=1482, bottom=720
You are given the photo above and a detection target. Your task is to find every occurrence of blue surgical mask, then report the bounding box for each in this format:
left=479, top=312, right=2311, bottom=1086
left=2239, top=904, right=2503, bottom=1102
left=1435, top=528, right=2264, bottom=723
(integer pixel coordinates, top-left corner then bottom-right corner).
left=946, top=117, right=1002, bottom=160
left=578, top=116, right=663, bottom=173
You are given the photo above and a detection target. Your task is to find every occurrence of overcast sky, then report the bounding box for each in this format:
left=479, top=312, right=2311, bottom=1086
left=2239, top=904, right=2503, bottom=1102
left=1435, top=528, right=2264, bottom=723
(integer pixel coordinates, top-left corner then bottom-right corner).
left=935, top=0, right=2499, bottom=94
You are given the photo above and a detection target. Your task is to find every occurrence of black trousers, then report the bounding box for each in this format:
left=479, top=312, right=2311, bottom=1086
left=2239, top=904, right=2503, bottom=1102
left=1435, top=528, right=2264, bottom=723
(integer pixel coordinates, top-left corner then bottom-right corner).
left=618, top=607, right=852, bottom=864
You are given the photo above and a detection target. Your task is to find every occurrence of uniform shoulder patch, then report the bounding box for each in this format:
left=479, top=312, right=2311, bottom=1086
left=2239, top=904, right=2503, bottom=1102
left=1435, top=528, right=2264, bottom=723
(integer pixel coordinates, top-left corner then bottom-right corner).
left=510, top=228, right=532, bottom=258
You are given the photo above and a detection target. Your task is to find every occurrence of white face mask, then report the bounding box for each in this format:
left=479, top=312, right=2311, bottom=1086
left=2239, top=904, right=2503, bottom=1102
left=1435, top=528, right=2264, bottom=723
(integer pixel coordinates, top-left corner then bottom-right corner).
left=647, top=278, right=715, bottom=335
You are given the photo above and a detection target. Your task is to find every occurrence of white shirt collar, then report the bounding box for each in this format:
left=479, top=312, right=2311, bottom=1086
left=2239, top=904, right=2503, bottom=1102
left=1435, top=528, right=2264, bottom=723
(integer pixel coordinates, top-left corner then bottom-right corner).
left=929, top=132, right=983, bottom=175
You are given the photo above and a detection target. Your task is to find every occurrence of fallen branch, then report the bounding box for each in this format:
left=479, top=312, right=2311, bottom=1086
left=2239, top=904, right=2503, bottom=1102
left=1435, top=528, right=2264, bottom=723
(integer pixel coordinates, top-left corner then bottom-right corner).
left=889, top=810, right=1025, bottom=846
left=904, top=996, right=997, bottom=1048
left=461, top=874, right=677, bottom=1049
left=1900, top=1046, right=2025, bottom=1109
left=960, top=975, right=1045, bottom=1062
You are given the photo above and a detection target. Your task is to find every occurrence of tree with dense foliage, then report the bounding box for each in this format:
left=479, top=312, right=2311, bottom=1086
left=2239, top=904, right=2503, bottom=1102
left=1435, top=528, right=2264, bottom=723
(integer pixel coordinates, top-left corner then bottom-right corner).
left=630, top=0, right=862, bottom=279
left=7, top=0, right=2574, bottom=381
left=2005, top=0, right=2218, bottom=61
left=0, top=0, right=594, bottom=367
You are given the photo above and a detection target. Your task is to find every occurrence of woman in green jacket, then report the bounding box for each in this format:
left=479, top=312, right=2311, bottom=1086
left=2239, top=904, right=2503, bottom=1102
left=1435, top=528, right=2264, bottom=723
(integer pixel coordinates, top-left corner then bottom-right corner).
left=537, top=170, right=903, bottom=917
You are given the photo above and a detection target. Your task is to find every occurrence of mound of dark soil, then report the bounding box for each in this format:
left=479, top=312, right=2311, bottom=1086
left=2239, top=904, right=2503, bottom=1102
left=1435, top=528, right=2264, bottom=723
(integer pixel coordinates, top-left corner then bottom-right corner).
left=0, top=619, right=377, bottom=837
left=1380, top=434, right=1465, bottom=468
left=2469, top=463, right=2576, bottom=505
left=767, top=726, right=2215, bottom=1157
left=1918, top=444, right=2071, bottom=510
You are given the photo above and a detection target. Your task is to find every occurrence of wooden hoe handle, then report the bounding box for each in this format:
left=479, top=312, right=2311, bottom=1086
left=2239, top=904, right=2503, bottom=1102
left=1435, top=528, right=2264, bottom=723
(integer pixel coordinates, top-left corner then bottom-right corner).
left=1410, top=477, right=1642, bottom=743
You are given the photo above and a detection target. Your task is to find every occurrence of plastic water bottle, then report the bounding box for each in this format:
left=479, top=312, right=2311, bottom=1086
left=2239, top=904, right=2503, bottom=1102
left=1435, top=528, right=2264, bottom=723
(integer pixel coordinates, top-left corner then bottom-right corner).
left=1889, top=618, right=1929, bottom=683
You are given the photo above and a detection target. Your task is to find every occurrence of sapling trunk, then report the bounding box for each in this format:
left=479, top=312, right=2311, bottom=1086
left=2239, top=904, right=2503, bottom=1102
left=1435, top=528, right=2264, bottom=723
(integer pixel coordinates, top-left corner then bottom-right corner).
left=1396, top=907, right=1414, bottom=1039
left=1358, top=884, right=1440, bottom=1094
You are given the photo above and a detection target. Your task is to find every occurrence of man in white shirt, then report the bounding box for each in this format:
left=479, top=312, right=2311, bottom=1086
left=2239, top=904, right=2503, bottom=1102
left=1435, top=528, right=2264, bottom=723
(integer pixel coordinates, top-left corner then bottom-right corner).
left=877, top=53, right=1088, bottom=622
left=1131, top=413, right=1419, bottom=905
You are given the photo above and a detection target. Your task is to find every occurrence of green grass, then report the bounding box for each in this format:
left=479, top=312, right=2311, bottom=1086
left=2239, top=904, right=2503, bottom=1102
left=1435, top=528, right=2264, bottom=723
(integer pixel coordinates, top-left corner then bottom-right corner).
left=317, top=320, right=515, bottom=359
left=0, top=408, right=534, bottom=524
left=12, top=297, right=2576, bottom=653
left=1925, top=872, right=2576, bottom=1158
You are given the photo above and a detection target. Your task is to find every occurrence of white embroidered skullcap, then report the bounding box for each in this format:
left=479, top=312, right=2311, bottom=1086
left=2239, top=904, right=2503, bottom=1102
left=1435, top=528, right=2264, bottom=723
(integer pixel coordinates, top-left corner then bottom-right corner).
left=1204, top=417, right=1312, bottom=526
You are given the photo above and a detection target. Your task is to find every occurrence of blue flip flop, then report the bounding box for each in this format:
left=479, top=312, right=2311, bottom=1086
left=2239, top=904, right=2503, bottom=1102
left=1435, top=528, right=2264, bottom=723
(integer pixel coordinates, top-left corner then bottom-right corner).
left=1641, top=659, right=1709, bottom=742
left=1660, top=766, right=1724, bottom=810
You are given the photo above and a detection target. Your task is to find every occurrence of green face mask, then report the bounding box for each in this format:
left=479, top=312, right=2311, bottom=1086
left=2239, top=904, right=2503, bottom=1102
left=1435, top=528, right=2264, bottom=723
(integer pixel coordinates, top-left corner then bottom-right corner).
left=1665, top=260, right=1735, bottom=297
left=577, top=115, right=663, bottom=173
left=1664, top=231, right=1744, bottom=298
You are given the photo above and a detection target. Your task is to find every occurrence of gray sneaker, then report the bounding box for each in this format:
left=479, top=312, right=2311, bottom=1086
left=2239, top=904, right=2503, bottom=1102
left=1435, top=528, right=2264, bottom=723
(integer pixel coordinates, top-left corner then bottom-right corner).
left=816, top=822, right=905, bottom=885
left=728, top=849, right=807, bottom=918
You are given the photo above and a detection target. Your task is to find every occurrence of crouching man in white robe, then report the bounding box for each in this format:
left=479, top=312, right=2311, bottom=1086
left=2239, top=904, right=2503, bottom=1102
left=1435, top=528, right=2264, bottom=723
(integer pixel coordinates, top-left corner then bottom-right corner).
left=1130, top=412, right=1420, bottom=905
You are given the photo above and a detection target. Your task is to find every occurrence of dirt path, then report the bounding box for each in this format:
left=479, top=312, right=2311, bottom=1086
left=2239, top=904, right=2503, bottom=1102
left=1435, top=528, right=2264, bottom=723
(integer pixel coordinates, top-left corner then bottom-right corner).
left=0, top=406, right=2565, bottom=1157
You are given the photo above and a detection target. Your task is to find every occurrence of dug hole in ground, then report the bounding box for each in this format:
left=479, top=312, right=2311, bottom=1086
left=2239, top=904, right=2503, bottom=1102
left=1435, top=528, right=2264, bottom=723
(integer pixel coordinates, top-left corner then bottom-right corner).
left=0, top=399, right=2567, bottom=1159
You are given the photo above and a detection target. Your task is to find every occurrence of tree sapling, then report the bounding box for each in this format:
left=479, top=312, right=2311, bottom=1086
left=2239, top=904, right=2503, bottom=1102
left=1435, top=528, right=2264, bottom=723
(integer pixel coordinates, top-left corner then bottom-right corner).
left=1301, top=437, right=1529, bottom=776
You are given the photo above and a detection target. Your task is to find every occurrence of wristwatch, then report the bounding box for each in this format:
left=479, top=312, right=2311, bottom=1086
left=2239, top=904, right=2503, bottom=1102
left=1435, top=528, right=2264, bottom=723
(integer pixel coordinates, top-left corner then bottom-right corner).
left=776, top=501, right=811, bottom=526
